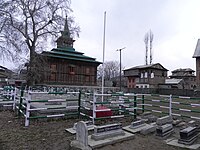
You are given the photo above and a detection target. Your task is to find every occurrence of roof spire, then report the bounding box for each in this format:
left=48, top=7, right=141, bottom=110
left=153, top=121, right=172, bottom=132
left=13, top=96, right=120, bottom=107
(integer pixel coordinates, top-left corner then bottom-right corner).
left=56, top=15, right=75, bottom=48
left=62, top=15, right=70, bottom=38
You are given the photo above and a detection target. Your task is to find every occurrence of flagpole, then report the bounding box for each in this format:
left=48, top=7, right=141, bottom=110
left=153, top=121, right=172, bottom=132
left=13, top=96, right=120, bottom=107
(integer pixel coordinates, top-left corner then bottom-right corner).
left=101, top=11, right=106, bottom=102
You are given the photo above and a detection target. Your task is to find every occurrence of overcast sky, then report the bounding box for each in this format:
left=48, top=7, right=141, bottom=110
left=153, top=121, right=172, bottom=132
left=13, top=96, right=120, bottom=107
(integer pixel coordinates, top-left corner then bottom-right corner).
left=70, top=0, right=200, bottom=75
left=1, top=0, right=200, bottom=76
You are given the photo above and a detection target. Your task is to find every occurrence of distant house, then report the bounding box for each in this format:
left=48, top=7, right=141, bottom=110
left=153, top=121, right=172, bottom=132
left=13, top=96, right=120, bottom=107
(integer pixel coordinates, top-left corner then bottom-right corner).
left=159, top=78, right=184, bottom=89
left=39, top=18, right=101, bottom=86
left=169, top=68, right=196, bottom=89
left=0, top=66, right=12, bottom=86
left=193, top=39, right=200, bottom=89
left=124, top=63, right=168, bottom=88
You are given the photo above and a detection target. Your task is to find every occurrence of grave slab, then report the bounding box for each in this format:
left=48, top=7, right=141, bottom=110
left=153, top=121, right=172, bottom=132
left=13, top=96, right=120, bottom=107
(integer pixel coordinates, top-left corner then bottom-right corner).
left=91, top=123, right=125, bottom=141
left=88, top=131, right=135, bottom=149
left=123, top=123, right=148, bottom=133
left=123, top=123, right=156, bottom=135
left=167, top=139, right=200, bottom=150
left=178, top=127, right=199, bottom=145
left=140, top=124, right=156, bottom=135
left=130, top=119, right=146, bottom=129
left=180, top=126, right=197, bottom=140
left=178, top=133, right=199, bottom=145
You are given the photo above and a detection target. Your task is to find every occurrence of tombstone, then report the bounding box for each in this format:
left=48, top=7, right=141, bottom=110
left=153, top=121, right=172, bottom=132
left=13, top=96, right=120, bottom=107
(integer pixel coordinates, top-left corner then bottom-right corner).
left=156, top=115, right=173, bottom=126
left=141, top=112, right=157, bottom=123
left=156, top=124, right=174, bottom=138
left=70, top=121, right=92, bottom=150
left=178, top=126, right=199, bottom=145
left=172, top=119, right=182, bottom=126
left=91, top=123, right=125, bottom=141
left=130, top=119, right=146, bottom=129
left=140, top=124, right=156, bottom=135
left=141, top=111, right=152, bottom=118
left=73, top=121, right=93, bottom=130
left=147, top=115, right=158, bottom=123
left=188, top=120, right=196, bottom=127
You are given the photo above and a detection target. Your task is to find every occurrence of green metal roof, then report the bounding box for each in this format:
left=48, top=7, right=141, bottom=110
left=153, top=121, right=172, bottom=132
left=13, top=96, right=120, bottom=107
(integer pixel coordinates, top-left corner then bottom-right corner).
left=53, top=47, right=82, bottom=53
left=49, top=49, right=96, bottom=60
left=43, top=53, right=101, bottom=64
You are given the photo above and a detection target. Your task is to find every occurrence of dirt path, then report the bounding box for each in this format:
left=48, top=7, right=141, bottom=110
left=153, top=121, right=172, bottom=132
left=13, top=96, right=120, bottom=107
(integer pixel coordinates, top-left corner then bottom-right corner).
left=0, top=111, right=188, bottom=150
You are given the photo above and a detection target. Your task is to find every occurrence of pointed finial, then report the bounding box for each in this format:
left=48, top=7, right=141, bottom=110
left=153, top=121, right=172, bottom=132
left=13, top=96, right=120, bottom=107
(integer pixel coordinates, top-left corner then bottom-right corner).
left=62, top=15, right=70, bottom=38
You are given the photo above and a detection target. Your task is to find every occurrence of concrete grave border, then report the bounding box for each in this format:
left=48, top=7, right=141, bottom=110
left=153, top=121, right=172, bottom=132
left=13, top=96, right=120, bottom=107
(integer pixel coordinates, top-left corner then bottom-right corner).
left=166, top=138, right=200, bottom=150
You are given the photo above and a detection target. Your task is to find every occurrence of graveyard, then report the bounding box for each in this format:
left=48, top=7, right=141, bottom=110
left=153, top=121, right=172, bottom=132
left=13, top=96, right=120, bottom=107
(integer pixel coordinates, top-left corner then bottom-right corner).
left=2, top=111, right=199, bottom=150
left=0, top=86, right=200, bottom=150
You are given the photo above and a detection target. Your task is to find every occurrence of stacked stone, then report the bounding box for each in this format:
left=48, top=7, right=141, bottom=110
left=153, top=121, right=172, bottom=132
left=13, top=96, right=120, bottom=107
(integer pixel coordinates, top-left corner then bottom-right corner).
left=91, top=123, right=125, bottom=141
left=156, top=115, right=174, bottom=139
left=178, top=126, right=200, bottom=145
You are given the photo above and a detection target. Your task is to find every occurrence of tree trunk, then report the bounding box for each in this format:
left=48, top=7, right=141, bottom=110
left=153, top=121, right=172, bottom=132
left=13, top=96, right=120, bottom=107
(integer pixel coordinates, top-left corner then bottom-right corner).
left=28, top=47, right=36, bottom=86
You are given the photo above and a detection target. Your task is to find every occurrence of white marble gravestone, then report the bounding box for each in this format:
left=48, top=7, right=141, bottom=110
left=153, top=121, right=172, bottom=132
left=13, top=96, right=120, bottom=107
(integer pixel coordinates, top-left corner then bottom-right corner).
left=76, top=121, right=88, bottom=146
left=70, top=121, right=92, bottom=150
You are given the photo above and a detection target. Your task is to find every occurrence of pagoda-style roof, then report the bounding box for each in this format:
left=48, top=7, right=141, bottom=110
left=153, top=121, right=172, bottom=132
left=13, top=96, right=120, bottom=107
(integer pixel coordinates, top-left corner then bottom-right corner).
left=41, top=16, right=101, bottom=65
left=193, top=39, right=200, bottom=58
left=42, top=47, right=101, bottom=64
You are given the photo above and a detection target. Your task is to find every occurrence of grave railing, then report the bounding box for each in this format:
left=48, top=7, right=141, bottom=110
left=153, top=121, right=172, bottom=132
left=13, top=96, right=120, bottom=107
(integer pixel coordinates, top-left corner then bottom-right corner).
left=15, top=90, right=80, bottom=126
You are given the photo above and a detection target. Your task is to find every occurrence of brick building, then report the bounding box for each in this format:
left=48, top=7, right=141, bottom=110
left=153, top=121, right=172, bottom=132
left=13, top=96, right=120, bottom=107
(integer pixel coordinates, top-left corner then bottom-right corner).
left=169, top=68, right=196, bottom=89
left=124, top=63, right=168, bottom=88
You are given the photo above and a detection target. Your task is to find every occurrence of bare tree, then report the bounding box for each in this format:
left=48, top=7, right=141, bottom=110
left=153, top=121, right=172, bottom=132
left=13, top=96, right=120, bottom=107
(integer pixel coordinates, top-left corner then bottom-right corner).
left=97, top=61, right=122, bottom=80
left=144, top=32, right=149, bottom=65
left=144, top=30, right=154, bottom=65
left=0, top=0, right=80, bottom=85
left=149, top=30, right=154, bottom=64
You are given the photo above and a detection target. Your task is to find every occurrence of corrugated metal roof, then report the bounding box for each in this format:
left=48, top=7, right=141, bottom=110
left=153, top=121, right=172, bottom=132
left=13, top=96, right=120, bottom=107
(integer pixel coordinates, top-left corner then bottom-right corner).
left=124, top=63, right=168, bottom=71
left=165, top=79, right=182, bottom=84
left=193, top=39, right=200, bottom=58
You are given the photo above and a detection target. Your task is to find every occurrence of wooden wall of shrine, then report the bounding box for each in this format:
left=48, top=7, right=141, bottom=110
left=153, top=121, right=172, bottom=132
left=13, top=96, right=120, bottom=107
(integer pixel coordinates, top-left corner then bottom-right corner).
left=41, top=58, right=98, bottom=86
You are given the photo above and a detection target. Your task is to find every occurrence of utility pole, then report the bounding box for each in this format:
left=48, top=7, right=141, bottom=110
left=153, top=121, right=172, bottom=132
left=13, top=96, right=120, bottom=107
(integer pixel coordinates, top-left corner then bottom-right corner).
left=101, top=11, right=106, bottom=102
left=117, top=47, right=126, bottom=91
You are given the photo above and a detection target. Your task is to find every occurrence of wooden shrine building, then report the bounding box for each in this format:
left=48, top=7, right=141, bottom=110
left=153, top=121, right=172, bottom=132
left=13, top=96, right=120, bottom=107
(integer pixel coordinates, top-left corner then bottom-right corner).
left=40, top=18, right=101, bottom=86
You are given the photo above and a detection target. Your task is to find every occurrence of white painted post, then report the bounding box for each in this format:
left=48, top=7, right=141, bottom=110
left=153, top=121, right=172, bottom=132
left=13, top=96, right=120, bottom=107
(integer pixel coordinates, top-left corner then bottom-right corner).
left=92, top=90, right=96, bottom=124
left=119, top=96, right=122, bottom=115
left=169, top=94, right=172, bottom=116
left=25, top=91, right=31, bottom=127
